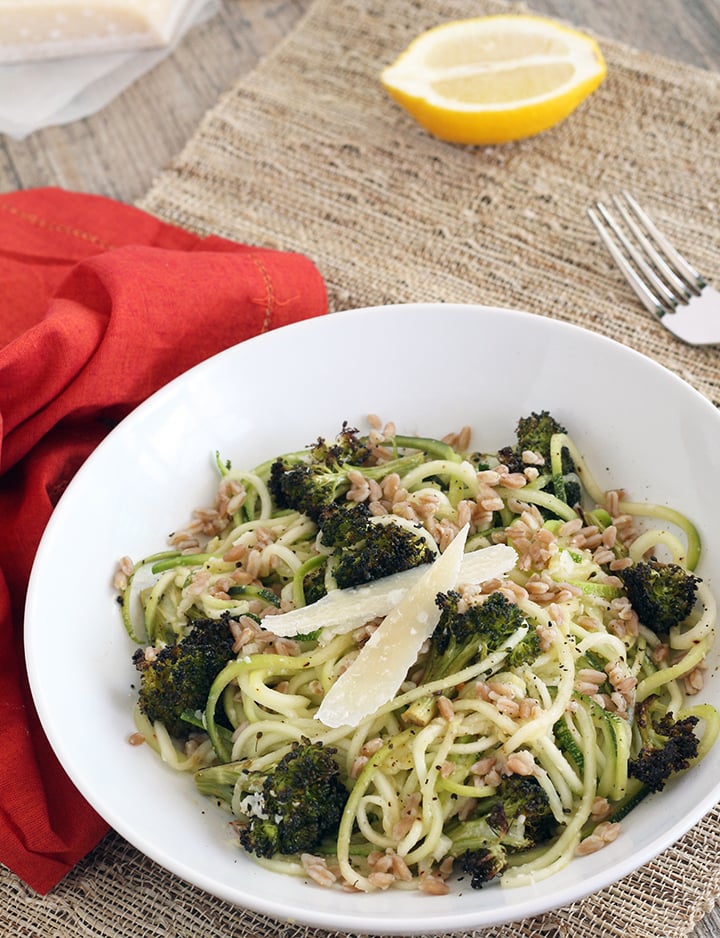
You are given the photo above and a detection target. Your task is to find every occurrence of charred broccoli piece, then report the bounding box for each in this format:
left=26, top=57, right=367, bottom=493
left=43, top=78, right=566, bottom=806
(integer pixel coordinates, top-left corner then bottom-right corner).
left=628, top=696, right=700, bottom=793
left=620, top=559, right=700, bottom=636
left=269, top=423, right=424, bottom=522
left=194, top=739, right=348, bottom=858
left=317, top=501, right=371, bottom=548
left=516, top=411, right=570, bottom=468
left=403, top=591, right=538, bottom=725
left=448, top=776, right=557, bottom=888
left=315, top=502, right=435, bottom=590
left=308, top=423, right=372, bottom=468
left=334, top=520, right=435, bottom=589
left=133, top=615, right=235, bottom=737
left=460, top=844, right=508, bottom=888
left=292, top=503, right=434, bottom=602
left=269, top=460, right=348, bottom=522
left=269, top=424, right=372, bottom=521
left=498, top=411, right=579, bottom=510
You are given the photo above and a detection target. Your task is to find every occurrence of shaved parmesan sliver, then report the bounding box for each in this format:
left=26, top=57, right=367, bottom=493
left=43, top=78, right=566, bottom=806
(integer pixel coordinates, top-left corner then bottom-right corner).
left=315, top=525, right=469, bottom=729
left=265, top=543, right=518, bottom=641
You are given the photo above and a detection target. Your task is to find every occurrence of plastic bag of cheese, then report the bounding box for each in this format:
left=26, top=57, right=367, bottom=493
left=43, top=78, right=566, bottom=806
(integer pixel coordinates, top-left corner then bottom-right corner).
left=0, top=0, right=205, bottom=63
left=0, top=0, right=219, bottom=138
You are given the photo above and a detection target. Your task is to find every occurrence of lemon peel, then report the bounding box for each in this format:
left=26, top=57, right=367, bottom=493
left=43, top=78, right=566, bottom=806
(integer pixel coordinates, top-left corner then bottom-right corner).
left=380, top=14, right=607, bottom=145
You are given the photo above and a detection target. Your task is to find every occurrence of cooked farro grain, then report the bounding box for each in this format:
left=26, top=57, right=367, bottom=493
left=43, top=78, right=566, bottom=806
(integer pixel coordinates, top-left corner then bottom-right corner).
left=301, top=853, right=337, bottom=887
left=575, top=821, right=621, bottom=856
left=392, top=793, right=421, bottom=840
left=442, top=425, right=472, bottom=451
left=440, top=761, right=455, bottom=778
left=684, top=664, right=706, bottom=695
left=113, top=555, right=134, bottom=591
left=590, top=796, right=612, bottom=822
left=418, top=873, right=450, bottom=895
left=504, top=750, right=536, bottom=776
left=436, top=695, right=455, bottom=721
left=367, top=871, right=396, bottom=890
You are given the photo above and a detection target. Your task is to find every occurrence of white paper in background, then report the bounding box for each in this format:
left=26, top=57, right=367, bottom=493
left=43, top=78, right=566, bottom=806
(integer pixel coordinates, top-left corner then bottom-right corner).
left=0, top=0, right=221, bottom=140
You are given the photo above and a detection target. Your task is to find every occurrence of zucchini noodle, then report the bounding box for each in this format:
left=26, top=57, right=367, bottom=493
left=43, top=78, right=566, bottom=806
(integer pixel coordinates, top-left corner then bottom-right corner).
left=119, top=416, right=719, bottom=896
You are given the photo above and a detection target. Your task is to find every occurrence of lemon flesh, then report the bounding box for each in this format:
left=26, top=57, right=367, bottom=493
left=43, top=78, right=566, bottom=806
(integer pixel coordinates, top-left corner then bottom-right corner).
left=381, top=15, right=607, bottom=144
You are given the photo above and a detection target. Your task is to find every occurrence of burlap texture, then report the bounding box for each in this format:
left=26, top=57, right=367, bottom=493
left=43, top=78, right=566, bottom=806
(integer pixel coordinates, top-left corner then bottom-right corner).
left=4, top=0, right=719, bottom=935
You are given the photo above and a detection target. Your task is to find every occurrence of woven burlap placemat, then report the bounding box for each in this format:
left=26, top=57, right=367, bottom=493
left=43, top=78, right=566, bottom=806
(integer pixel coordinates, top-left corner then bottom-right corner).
left=139, top=0, right=720, bottom=407
left=4, top=0, right=719, bottom=936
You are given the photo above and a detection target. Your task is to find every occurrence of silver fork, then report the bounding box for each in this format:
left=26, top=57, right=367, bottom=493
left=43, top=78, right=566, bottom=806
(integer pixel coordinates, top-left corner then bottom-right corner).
left=587, top=191, right=720, bottom=346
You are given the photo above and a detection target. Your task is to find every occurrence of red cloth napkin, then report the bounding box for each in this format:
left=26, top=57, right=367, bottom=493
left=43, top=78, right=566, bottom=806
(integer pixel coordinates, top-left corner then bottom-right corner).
left=0, top=187, right=327, bottom=894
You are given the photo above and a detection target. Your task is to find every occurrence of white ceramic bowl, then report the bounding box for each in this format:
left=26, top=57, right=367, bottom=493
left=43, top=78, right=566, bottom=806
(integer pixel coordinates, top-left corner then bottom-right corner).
left=25, top=304, right=720, bottom=933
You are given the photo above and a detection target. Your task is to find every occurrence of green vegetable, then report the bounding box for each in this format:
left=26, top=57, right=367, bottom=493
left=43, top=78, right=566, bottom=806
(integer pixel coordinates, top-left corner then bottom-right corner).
left=628, top=695, right=700, bottom=792
left=133, top=615, right=235, bottom=738
left=620, top=560, right=701, bottom=636
left=403, top=591, right=538, bottom=726
left=446, top=775, right=557, bottom=888
left=194, top=739, right=348, bottom=858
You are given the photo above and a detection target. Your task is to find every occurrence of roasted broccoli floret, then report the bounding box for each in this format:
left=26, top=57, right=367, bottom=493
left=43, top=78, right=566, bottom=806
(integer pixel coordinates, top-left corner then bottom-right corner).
left=308, top=423, right=372, bottom=468
left=497, top=410, right=580, bottom=510
left=194, top=739, right=348, bottom=858
left=628, top=696, right=699, bottom=793
left=133, top=615, right=235, bottom=737
left=403, top=591, right=538, bottom=725
left=269, top=424, right=372, bottom=521
left=330, top=515, right=435, bottom=590
left=460, top=843, right=508, bottom=888
left=448, top=775, right=557, bottom=888
left=515, top=411, right=570, bottom=467
left=293, top=503, right=434, bottom=602
left=620, top=559, right=700, bottom=636
left=317, top=501, right=371, bottom=548
left=269, top=423, right=427, bottom=524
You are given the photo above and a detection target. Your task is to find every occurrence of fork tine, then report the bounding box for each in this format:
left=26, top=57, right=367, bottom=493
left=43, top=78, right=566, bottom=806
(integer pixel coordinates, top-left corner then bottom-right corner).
left=611, top=195, right=693, bottom=300
left=621, top=191, right=706, bottom=292
left=587, top=206, right=669, bottom=317
left=595, top=200, right=679, bottom=309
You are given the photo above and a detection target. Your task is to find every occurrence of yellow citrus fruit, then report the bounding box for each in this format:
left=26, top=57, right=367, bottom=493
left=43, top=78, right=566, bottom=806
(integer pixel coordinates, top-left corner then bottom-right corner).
left=380, top=15, right=607, bottom=145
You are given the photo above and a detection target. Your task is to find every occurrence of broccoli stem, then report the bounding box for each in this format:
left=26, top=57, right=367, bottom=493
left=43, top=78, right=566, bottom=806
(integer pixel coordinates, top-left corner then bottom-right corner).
left=215, top=450, right=231, bottom=476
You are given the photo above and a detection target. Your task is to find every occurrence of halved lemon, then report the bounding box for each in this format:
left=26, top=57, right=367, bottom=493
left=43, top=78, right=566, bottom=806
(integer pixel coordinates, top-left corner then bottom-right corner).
left=380, top=15, right=607, bottom=145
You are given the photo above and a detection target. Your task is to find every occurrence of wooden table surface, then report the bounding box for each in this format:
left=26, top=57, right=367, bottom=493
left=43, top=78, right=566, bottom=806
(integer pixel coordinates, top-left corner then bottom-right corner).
left=2, top=1, right=720, bottom=934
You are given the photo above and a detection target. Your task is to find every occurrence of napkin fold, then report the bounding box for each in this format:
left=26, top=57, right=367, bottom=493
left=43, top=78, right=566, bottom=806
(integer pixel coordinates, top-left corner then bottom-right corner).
left=0, top=187, right=327, bottom=894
